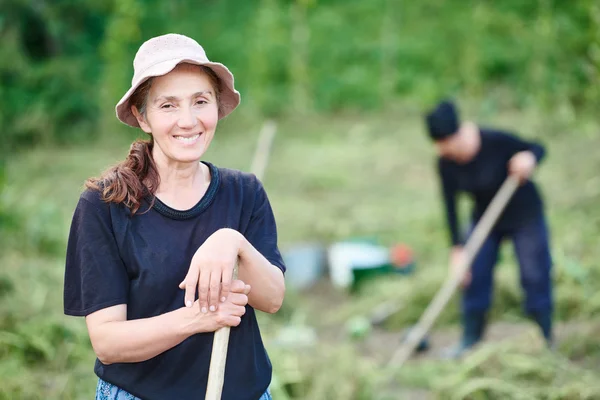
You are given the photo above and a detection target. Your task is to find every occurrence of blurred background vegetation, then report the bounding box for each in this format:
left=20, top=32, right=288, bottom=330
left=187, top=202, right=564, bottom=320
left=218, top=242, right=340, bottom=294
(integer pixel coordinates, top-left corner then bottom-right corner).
left=1, top=0, right=600, bottom=399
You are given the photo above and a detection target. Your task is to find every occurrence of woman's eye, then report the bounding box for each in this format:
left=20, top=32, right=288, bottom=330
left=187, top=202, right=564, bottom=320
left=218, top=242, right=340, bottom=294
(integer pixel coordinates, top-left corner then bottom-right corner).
left=196, top=100, right=207, bottom=105
left=161, top=104, right=174, bottom=109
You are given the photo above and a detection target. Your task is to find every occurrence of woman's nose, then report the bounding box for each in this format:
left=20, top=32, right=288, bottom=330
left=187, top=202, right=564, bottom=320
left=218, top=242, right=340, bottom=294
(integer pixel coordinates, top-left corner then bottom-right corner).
left=177, top=107, right=197, bottom=129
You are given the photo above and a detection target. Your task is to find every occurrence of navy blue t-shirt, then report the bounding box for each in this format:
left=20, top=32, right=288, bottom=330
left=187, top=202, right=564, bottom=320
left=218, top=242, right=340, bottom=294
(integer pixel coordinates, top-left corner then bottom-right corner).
left=63, top=162, right=286, bottom=400
left=437, top=128, right=547, bottom=246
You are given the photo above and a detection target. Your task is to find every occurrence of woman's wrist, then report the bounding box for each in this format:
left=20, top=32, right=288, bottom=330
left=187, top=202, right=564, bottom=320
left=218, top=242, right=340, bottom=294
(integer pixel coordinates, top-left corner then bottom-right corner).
left=175, top=306, right=210, bottom=336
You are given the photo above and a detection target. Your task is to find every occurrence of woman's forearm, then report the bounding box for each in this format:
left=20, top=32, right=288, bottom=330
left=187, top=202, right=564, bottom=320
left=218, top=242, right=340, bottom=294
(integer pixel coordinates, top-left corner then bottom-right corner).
left=237, top=237, right=285, bottom=314
left=87, top=306, right=197, bottom=365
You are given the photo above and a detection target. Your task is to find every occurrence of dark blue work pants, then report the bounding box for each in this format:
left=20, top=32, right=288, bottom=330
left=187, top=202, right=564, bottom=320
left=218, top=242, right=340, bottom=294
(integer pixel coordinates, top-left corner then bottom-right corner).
left=463, top=214, right=554, bottom=316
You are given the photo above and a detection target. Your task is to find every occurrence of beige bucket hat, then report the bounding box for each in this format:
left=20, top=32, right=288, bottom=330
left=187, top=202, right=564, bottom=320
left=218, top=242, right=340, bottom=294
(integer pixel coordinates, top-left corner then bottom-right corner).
left=115, top=33, right=241, bottom=127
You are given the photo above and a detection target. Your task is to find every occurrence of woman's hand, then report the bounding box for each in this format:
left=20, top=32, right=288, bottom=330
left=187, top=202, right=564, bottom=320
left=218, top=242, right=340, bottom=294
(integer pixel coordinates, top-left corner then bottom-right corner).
left=179, top=228, right=243, bottom=313
left=183, top=279, right=251, bottom=333
left=508, top=151, right=536, bottom=184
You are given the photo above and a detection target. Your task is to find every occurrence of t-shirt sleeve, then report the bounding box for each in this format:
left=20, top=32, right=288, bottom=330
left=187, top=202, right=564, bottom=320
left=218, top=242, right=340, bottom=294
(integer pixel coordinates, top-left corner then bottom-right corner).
left=63, top=190, right=129, bottom=317
left=498, top=130, right=547, bottom=164
left=242, top=176, right=286, bottom=274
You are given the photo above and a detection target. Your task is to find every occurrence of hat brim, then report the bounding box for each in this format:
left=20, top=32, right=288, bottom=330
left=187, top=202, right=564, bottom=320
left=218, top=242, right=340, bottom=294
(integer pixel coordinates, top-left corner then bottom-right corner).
left=115, top=58, right=241, bottom=127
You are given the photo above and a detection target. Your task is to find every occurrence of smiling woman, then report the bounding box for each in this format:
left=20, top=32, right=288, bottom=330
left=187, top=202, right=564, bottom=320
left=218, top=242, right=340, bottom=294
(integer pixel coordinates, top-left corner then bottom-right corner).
left=133, top=65, right=220, bottom=163
left=63, top=34, right=285, bottom=400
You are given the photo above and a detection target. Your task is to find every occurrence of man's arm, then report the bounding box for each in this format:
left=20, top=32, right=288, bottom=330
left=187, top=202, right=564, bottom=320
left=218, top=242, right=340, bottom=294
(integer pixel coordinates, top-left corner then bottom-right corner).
left=501, top=131, right=547, bottom=164
left=438, top=160, right=461, bottom=247
left=499, top=131, right=547, bottom=183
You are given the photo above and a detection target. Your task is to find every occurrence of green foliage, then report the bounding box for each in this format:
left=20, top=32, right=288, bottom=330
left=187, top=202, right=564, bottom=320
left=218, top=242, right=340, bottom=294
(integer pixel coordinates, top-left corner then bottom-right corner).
left=2, top=0, right=600, bottom=152
left=99, top=0, right=143, bottom=131
left=0, top=0, right=110, bottom=148
left=433, top=339, right=600, bottom=399
left=269, top=343, right=378, bottom=399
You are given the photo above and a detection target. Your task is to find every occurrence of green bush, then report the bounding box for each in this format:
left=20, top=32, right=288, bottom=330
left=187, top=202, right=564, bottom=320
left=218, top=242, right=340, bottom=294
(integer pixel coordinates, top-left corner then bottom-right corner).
left=2, top=0, right=600, bottom=152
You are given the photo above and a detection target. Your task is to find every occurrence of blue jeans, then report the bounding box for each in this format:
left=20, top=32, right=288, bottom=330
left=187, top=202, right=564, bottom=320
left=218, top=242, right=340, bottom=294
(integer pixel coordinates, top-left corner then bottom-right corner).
left=95, top=378, right=272, bottom=400
left=462, top=214, right=553, bottom=315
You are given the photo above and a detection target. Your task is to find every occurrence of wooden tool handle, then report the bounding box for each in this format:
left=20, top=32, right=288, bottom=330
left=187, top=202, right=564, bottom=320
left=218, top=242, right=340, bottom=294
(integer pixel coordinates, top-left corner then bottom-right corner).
left=250, top=120, right=277, bottom=182
left=386, top=176, right=520, bottom=368
left=205, top=264, right=239, bottom=400
left=205, top=120, right=277, bottom=399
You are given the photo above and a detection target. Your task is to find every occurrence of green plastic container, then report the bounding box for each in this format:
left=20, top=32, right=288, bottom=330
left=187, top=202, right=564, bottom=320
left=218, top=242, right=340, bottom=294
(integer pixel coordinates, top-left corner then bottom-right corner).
left=328, top=239, right=415, bottom=292
left=351, top=261, right=415, bottom=292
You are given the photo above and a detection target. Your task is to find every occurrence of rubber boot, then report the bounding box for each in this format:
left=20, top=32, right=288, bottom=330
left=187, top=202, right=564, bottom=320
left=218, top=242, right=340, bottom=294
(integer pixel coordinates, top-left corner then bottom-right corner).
left=530, top=309, right=554, bottom=349
left=440, top=311, right=487, bottom=359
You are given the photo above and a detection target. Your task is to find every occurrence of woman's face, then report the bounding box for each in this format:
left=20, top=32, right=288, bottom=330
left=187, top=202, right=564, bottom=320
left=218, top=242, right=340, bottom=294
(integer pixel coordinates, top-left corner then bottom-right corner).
left=134, top=64, right=219, bottom=166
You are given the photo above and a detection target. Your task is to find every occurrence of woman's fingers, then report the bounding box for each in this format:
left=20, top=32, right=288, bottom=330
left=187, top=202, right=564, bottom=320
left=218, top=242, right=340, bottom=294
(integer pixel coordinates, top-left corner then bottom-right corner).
left=214, top=304, right=246, bottom=328
left=180, top=266, right=200, bottom=308
left=208, top=271, right=222, bottom=312
left=228, top=292, right=249, bottom=307
left=186, top=273, right=248, bottom=316
left=229, top=279, right=246, bottom=293
left=225, top=304, right=246, bottom=320
left=220, top=267, right=233, bottom=304
left=224, top=315, right=242, bottom=327
left=197, top=270, right=211, bottom=313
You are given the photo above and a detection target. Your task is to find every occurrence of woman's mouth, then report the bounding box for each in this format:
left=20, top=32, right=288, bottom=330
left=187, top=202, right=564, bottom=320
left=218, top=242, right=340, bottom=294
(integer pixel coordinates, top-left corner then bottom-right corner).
left=173, top=133, right=201, bottom=144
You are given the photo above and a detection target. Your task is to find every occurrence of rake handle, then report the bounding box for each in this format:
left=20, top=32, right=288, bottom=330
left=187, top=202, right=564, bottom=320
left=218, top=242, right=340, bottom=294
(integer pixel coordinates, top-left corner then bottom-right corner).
left=204, top=120, right=277, bottom=399
left=205, top=265, right=238, bottom=400
left=387, top=176, right=520, bottom=368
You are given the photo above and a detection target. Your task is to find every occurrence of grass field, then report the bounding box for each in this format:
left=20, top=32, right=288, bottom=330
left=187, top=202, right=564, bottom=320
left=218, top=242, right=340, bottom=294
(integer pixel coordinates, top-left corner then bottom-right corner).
left=1, top=104, right=600, bottom=399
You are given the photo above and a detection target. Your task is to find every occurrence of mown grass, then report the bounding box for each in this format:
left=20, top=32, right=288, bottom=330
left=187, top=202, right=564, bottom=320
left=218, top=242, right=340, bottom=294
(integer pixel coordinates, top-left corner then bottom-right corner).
left=1, top=104, right=599, bottom=399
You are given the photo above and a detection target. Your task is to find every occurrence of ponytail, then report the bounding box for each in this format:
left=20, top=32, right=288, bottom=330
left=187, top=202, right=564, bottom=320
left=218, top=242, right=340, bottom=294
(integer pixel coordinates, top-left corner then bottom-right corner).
left=85, top=139, right=160, bottom=214
left=86, top=77, right=159, bottom=214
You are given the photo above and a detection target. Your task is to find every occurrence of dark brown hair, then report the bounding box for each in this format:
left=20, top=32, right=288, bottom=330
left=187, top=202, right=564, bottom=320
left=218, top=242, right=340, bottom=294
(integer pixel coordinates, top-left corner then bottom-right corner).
left=86, top=64, right=221, bottom=214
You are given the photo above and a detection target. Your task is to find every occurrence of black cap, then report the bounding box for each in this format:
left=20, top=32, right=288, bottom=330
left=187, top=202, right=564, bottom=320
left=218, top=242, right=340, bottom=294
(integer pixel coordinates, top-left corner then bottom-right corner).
left=425, top=100, right=460, bottom=141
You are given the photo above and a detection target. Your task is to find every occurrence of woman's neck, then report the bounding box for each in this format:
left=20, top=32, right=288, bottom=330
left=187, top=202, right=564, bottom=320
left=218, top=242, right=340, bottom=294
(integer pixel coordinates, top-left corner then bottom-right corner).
left=157, top=161, right=205, bottom=192
left=152, top=152, right=210, bottom=210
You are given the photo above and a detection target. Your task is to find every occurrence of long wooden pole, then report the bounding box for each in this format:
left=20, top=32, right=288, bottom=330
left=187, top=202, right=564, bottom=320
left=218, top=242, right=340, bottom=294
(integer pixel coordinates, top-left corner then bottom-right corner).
left=386, top=176, right=520, bottom=369
left=204, top=120, right=278, bottom=400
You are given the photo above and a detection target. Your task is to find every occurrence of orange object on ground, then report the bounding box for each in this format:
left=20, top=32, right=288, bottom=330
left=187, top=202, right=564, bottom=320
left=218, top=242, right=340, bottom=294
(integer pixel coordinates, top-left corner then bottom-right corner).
left=390, top=243, right=415, bottom=268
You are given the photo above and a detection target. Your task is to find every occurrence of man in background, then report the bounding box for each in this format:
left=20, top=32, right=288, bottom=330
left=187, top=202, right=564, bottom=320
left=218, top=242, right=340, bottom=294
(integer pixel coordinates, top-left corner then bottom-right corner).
left=424, top=99, right=554, bottom=358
